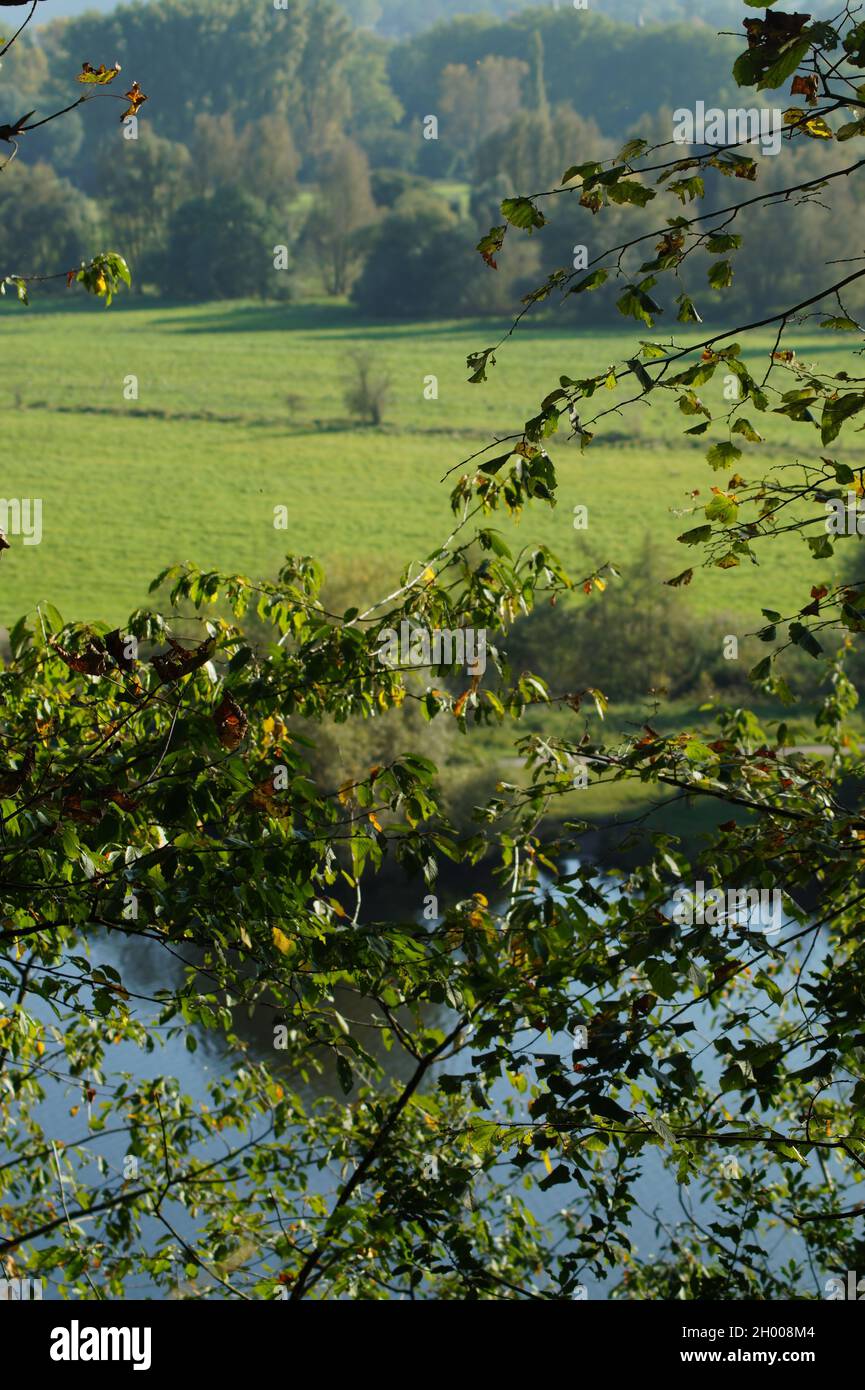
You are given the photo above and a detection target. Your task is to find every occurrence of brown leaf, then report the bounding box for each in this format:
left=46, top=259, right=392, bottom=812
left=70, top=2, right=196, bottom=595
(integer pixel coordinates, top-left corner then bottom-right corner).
left=664, top=568, right=694, bottom=588
left=791, top=73, right=819, bottom=105
left=151, top=635, right=215, bottom=683
left=105, top=629, right=137, bottom=672
left=214, top=693, right=248, bottom=750
left=248, top=776, right=286, bottom=815
left=631, top=992, right=656, bottom=1018
left=745, top=12, right=810, bottom=49
left=120, top=81, right=148, bottom=122
left=60, top=792, right=99, bottom=824
left=50, top=637, right=112, bottom=677
left=656, top=231, right=684, bottom=258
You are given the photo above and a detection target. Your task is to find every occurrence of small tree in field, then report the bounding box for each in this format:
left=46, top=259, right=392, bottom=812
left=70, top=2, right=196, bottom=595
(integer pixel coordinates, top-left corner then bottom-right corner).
left=343, top=351, right=391, bottom=425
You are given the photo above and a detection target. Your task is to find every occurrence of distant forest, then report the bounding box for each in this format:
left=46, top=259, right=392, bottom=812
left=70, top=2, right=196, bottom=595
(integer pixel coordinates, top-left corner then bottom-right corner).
left=3, top=0, right=860, bottom=319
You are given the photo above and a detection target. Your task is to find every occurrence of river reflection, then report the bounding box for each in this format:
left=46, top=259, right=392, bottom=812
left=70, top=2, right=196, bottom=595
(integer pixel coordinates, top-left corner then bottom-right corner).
left=10, top=858, right=838, bottom=1298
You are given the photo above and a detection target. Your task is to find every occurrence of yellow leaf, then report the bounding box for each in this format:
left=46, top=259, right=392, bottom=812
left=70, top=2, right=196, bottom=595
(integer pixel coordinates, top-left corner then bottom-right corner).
left=119, top=81, right=148, bottom=122
left=77, top=62, right=121, bottom=85
left=783, top=107, right=834, bottom=139
left=542, top=1151, right=553, bottom=1175
left=368, top=812, right=384, bottom=833
left=272, top=927, right=295, bottom=956
left=803, top=116, right=834, bottom=139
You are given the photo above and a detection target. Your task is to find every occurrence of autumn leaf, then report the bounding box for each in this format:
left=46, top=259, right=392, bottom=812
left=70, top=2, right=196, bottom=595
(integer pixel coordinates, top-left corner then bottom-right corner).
left=77, top=62, right=121, bottom=85
left=655, top=231, right=684, bottom=258
left=105, top=628, right=137, bottom=672
left=249, top=776, right=286, bottom=816
left=214, top=693, right=248, bottom=750
left=453, top=690, right=470, bottom=718
left=50, top=636, right=112, bottom=678
left=783, top=108, right=834, bottom=139
left=151, top=635, right=215, bottom=683
left=59, top=792, right=100, bottom=824
left=744, top=12, right=810, bottom=49
left=477, top=226, right=505, bottom=269
left=120, top=81, right=148, bottom=122
left=272, top=926, right=295, bottom=956
left=791, top=72, right=819, bottom=105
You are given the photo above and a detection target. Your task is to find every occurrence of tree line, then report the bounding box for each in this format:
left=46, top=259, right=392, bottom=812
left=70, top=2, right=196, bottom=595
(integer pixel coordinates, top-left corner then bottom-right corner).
left=1, top=0, right=862, bottom=320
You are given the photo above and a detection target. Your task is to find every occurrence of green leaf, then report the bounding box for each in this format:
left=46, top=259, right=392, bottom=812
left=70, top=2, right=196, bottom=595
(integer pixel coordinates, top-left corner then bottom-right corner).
left=789, top=621, right=823, bottom=658
left=706, top=442, right=743, bottom=471
left=479, top=451, right=514, bottom=476
left=755, top=972, right=784, bottom=1006
left=708, top=260, right=734, bottom=290
left=705, top=493, right=738, bottom=525
left=759, top=38, right=812, bottom=92
left=732, top=418, right=763, bottom=443
left=678, top=524, right=713, bottom=546
left=676, top=294, right=702, bottom=324
left=606, top=179, right=656, bottom=207
left=501, top=197, right=547, bottom=232
left=617, top=285, right=662, bottom=328
left=627, top=357, right=655, bottom=392
left=568, top=268, right=608, bottom=295
left=821, top=392, right=865, bottom=445
left=336, top=1055, right=354, bottom=1095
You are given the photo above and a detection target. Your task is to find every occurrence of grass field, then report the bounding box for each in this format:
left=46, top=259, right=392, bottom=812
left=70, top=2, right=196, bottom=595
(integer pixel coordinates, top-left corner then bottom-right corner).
left=0, top=297, right=859, bottom=631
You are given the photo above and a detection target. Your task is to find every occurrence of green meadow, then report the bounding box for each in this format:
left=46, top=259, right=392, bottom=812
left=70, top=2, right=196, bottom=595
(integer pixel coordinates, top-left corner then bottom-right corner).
left=0, top=298, right=857, bottom=631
